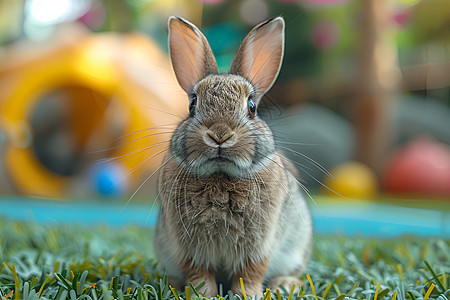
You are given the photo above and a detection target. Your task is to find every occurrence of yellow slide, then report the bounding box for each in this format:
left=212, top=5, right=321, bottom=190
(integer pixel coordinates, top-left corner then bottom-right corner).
left=0, top=26, right=186, bottom=198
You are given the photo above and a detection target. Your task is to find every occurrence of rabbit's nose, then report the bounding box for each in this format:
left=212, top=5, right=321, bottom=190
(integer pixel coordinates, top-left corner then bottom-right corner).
left=204, top=130, right=236, bottom=147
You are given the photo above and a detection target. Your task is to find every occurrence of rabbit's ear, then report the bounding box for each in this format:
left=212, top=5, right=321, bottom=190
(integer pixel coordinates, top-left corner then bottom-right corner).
left=230, top=17, right=284, bottom=100
left=168, top=17, right=218, bottom=93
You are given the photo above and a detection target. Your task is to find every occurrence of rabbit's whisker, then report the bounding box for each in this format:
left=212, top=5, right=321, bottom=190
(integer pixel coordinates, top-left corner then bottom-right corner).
left=280, top=157, right=348, bottom=200
left=274, top=140, right=322, bottom=146
left=168, top=150, right=198, bottom=241
left=258, top=158, right=307, bottom=224
left=140, top=105, right=186, bottom=120
left=88, top=143, right=169, bottom=184
left=118, top=147, right=169, bottom=190
left=146, top=183, right=164, bottom=225
left=180, top=159, right=197, bottom=243
left=98, top=141, right=170, bottom=164
left=124, top=154, right=175, bottom=211
left=111, top=123, right=178, bottom=143
left=143, top=81, right=182, bottom=87
left=276, top=145, right=335, bottom=181
left=88, top=132, right=174, bottom=154
left=252, top=171, right=271, bottom=226
left=267, top=153, right=320, bottom=211
left=172, top=168, right=191, bottom=240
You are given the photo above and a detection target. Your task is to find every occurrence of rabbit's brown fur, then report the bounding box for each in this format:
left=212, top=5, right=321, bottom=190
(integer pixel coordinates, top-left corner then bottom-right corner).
left=155, top=16, right=313, bottom=297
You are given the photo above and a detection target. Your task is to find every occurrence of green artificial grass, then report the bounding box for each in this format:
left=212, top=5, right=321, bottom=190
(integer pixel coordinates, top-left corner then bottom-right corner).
left=0, top=218, right=449, bottom=300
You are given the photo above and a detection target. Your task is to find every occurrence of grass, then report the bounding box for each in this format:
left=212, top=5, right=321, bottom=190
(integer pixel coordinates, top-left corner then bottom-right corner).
left=0, top=217, right=449, bottom=300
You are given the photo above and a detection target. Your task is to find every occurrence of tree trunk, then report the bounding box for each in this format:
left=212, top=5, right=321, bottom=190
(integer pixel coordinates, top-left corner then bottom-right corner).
left=353, top=0, right=401, bottom=173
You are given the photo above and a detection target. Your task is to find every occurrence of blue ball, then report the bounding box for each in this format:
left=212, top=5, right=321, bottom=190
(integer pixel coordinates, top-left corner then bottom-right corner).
left=90, top=162, right=127, bottom=197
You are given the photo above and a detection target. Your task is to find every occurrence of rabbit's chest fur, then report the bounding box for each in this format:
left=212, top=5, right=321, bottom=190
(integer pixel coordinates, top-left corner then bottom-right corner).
left=158, top=156, right=287, bottom=270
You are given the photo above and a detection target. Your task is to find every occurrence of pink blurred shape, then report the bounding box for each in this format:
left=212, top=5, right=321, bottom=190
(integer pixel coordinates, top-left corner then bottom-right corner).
left=306, top=0, right=347, bottom=3
left=78, top=2, right=106, bottom=30
left=392, top=11, right=411, bottom=26
left=312, top=19, right=340, bottom=50
left=383, top=136, right=450, bottom=197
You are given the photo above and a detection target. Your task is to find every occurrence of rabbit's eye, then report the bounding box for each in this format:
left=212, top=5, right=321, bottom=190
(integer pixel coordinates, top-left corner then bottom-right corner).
left=189, top=94, right=197, bottom=116
left=248, top=98, right=256, bottom=117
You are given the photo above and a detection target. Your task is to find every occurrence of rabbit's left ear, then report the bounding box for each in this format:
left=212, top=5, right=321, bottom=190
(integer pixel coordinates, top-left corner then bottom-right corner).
left=230, top=17, right=284, bottom=101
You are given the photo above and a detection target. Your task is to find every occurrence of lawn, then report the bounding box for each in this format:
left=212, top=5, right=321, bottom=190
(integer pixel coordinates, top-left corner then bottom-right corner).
left=0, top=217, right=449, bottom=300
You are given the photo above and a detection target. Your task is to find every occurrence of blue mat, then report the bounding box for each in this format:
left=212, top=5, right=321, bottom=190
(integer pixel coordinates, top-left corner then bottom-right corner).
left=1, top=196, right=449, bottom=238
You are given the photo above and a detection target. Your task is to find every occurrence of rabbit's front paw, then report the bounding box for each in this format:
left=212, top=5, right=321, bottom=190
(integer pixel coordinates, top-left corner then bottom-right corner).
left=189, top=277, right=217, bottom=298
left=184, top=267, right=217, bottom=298
left=267, top=276, right=303, bottom=293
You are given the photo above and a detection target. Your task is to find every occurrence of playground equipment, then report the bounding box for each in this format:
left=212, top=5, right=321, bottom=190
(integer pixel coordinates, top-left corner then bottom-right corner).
left=0, top=25, right=186, bottom=198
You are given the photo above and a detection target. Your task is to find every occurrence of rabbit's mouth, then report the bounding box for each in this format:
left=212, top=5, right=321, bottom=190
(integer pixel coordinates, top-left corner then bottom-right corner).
left=195, top=155, right=245, bottom=178
left=210, top=157, right=231, bottom=163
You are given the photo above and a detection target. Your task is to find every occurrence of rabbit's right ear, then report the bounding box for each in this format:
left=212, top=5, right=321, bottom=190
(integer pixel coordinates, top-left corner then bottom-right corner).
left=230, top=17, right=284, bottom=102
left=168, top=17, right=218, bottom=93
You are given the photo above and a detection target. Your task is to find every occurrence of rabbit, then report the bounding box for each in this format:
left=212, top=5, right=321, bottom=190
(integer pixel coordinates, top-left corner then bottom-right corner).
left=154, top=16, right=313, bottom=298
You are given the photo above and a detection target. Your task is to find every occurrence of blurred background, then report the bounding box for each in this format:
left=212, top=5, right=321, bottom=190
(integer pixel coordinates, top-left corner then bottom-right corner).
left=0, top=0, right=449, bottom=235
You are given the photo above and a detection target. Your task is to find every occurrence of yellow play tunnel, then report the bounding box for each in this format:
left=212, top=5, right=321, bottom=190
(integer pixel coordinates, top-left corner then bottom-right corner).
left=0, top=27, right=186, bottom=198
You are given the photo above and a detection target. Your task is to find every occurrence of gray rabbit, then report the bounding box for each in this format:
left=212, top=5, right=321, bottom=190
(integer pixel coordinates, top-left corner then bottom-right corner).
left=154, top=16, right=313, bottom=298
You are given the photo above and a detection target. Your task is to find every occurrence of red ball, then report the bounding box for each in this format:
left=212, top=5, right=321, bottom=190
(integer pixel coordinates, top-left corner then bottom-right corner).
left=383, top=136, right=450, bottom=197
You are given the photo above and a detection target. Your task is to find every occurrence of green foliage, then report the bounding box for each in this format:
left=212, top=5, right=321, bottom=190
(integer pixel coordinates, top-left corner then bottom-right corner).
left=0, top=218, right=449, bottom=300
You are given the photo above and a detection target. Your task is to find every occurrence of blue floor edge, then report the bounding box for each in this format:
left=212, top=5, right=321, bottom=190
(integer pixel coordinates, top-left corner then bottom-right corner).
left=1, top=197, right=449, bottom=238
